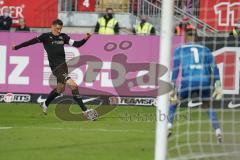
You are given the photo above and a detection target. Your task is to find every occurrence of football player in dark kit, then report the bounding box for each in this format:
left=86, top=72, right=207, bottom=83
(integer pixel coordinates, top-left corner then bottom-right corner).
left=12, top=19, right=98, bottom=120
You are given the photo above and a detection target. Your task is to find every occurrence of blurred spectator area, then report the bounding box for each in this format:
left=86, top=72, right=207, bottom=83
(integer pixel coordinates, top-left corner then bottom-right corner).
left=59, top=0, right=129, bottom=12
left=58, top=0, right=217, bottom=36
left=4, top=0, right=222, bottom=36
left=95, top=0, right=128, bottom=12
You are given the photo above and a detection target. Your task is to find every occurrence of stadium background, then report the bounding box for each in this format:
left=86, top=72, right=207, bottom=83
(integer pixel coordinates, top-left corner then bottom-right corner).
left=0, top=0, right=240, bottom=160
left=1, top=0, right=239, bottom=104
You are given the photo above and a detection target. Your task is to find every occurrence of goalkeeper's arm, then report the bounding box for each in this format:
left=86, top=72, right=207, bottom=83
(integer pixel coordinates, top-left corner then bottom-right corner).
left=206, top=48, right=223, bottom=100
left=213, top=80, right=222, bottom=100
left=211, top=60, right=222, bottom=100
left=170, top=48, right=181, bottom=104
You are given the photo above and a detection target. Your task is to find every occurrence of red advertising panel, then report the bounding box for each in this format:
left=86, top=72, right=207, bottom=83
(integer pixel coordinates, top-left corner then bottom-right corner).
left=200, top=0, right=240, bottom=31
left=77, top=0, right=95, bottom=12
left=0, top=0, right=58, bottom=27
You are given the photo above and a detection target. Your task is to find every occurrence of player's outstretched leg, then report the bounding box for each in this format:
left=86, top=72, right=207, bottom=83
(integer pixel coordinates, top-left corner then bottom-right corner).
left=208, top=108, right=223, bottom=143
left=39, top=101, right=48, bottom=115
left=72, top=89, right=88, bottom=111
left=72, top=89, right=98, bottom=121
left=39, top=88, right=60, bottom=115
left=67, top=79, right=98, bottom=121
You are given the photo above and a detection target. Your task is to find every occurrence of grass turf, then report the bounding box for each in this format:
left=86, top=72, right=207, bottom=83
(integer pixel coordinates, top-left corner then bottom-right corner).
left=0, top=103, right=239, bottom=160
left=0, top=103, right=155, bottom=160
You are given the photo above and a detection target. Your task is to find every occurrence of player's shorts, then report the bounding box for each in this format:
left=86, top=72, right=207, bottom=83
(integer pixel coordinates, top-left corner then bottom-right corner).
left=178, top=85, right=212, bottom=101
left=52, top=63, right=71, bottom=84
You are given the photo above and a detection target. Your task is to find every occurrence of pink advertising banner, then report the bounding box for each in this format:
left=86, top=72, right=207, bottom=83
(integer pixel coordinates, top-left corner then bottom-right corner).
left=0, top=32, right=183, bottom=96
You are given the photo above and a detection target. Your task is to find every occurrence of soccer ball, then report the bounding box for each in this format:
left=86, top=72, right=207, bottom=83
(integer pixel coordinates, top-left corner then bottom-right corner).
left=83, top=109, right=98, bottom=121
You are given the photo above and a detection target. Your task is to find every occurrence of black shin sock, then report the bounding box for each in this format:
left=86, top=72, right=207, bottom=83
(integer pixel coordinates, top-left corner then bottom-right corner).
left=72, top=89, right=87, bottom=111
left=45, top=89, right=60, bottom=106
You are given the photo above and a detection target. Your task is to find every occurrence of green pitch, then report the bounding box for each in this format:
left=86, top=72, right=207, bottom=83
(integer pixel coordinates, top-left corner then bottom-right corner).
left=0, top=104, right=155, bottom=160
left=0, top=103, right=239, bottom=160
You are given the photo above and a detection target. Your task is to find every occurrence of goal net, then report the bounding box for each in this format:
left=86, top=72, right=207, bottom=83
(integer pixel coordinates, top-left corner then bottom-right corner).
left=164, top=0, right=240, bottom=160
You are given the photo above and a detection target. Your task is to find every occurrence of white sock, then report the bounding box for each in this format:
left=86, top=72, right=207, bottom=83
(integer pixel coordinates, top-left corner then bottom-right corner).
left=215, top=128, right=222, bottom=136
left=168, top=123, right=173, bottom=130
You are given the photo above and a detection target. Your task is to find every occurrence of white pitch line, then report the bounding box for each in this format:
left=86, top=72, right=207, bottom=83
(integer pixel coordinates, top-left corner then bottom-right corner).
left=11, top=126, right=153, bottom=133
left=0, top=127, right=12, bottom=130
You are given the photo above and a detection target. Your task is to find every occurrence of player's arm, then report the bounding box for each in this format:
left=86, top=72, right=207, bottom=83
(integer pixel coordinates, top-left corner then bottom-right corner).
left=206, top=48, right=220, bottom=82
left=171, top=47, right=181, bottom=85
left=170, top=47, right=181, bottom=103
left=66, top=33, right=91, bottom=48
left=12, top=38, right=40, bottom=50
left=206, top=48, right=222, bottom=100
left=12, top=33, right=46, bottom=50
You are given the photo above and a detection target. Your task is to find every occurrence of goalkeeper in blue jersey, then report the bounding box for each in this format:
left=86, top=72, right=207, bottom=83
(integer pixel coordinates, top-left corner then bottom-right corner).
left=168, top=30, right=223, bottom=143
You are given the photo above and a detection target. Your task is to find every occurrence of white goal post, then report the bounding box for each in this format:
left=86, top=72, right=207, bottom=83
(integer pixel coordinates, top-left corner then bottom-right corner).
left=155, top=0, right=175, bottom=160
left=155, top=1, right=240, bottom=160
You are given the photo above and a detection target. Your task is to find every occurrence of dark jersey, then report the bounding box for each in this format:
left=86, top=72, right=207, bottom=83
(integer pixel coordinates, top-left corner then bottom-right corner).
left=15, top=32, right=87, bottom=70
left=38, top=33, right=70, bottom=68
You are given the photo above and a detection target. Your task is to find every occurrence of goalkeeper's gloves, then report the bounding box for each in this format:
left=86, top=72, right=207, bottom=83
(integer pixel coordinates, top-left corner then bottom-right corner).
left=169, top=83, right=178, bottom=104
left=212, top=80, right=223, bottom=100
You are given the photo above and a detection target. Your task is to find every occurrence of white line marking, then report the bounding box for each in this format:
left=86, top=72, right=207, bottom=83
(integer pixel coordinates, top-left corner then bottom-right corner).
left=0, top=127, right=12, bottom=130
left=9, top=126, right=152, bottom=133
